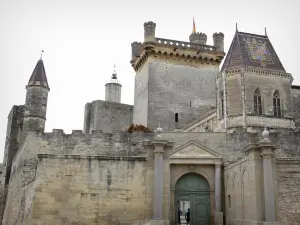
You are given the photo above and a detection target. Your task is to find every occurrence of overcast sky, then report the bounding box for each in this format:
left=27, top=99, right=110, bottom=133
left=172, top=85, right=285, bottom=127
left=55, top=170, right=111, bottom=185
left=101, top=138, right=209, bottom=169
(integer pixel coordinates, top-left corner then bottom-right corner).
left=0, top=0, right=299, bottom=162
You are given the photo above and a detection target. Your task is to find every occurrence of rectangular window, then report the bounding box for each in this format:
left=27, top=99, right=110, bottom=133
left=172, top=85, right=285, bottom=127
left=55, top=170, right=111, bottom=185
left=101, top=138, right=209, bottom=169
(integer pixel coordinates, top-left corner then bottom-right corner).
left=228, top=195, right=231, bottom=208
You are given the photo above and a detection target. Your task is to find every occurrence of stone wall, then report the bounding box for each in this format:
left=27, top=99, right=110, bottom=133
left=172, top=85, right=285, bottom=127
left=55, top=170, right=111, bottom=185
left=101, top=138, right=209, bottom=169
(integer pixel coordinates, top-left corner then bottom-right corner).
left=2, top=130, right=149, bottom=225
left=276, top=158, right=300, bottom=225
left=133, top=60, right=149, bottom=126
left=291, top=86, right=300, bottom=127
left=147, top=59, right=218, bottom=131
left=29, top=155, right=147, bottom=225
left=2, top=128, right=300, bottom=224
left=244, top=72, right=292, bottom=117
left=224, top=152, right=265, bottom=225
left=226, top=74, right=242, bottom=116
left=84, top=100, right=133, bottom=134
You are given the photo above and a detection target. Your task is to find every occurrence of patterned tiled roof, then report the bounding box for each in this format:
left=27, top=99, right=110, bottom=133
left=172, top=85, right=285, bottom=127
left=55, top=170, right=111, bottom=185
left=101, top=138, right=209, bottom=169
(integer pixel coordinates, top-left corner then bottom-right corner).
left=28, top=59, right=49, bottom=88
left=221, top=31, right=285, bottom=72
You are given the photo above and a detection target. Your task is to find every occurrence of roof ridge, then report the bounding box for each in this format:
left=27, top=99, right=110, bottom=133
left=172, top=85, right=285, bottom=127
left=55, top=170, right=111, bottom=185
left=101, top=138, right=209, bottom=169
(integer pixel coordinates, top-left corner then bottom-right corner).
left=236, top=32, right=245, bottom=68
left=221, top=32, right=237, bottom=72
left=238, top=31, right=267, bottom=38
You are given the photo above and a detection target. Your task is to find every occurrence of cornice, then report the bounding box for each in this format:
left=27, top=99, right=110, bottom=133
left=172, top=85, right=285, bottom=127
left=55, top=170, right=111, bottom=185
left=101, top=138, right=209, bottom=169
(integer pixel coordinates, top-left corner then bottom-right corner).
left=217, top=67, right=292, bottom=80
left=131, top=38, right=225, bottom=72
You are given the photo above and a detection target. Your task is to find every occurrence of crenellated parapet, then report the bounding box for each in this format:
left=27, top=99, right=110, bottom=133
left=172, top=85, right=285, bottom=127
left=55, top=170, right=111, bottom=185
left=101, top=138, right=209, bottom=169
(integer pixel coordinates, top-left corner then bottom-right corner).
left=130, top=21, right=226, bottom=72
left=28, top=129, right=155, bottom=157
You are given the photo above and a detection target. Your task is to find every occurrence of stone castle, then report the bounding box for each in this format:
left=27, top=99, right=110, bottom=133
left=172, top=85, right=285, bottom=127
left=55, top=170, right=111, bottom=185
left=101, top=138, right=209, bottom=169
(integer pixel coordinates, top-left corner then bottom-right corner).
left=0, top=21, right=299, bottom=225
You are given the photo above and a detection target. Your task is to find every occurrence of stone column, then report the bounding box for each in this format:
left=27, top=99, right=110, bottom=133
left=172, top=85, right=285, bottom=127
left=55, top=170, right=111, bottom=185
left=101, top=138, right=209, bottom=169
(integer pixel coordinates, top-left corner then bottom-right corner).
left=152, top=140, right=165, bottom=220
left=142, top=126, right=174, bottom=225
left=214, top=164, right=223, bottom=225
left=259, top=127, right=279, bottom=225
left=215, top=164, right=221, bottom=212
left=261, top=147, right=276, bottom=222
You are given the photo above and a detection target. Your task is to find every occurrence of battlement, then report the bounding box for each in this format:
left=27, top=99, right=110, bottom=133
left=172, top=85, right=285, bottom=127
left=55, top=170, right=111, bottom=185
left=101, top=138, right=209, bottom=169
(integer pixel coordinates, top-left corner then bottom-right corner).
left=44, top=128, right=126, bottom=140
left=130, top=21, right=225, bottom=72
left=189, top=32, right=207, bottom=45
left=156, top=37, right=216, bottom=52
left=131, top=37, right=225, bottom=71
left=20, top=129, right=156, bottom=159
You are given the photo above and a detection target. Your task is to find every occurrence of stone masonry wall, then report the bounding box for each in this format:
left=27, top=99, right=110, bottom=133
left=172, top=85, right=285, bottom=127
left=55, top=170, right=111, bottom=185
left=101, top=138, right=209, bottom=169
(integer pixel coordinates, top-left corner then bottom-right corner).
left=226, top=74, right=242, bottom=116
left=2, top=128, right=300, bottom=224
left=133, top=60, right=149, bottom=126
left=276, top=159, right=300, bottom=225
left=291, top=86, right=300, bottom=126
left=2, top=130, right=149, bottom=225
left=147, top=59, right=219, bottom=131
left=29, top=155, right=147, bottom=225
left=85, top=100, right=133, bottom=134
left=245, top=73, right=292, bottom=117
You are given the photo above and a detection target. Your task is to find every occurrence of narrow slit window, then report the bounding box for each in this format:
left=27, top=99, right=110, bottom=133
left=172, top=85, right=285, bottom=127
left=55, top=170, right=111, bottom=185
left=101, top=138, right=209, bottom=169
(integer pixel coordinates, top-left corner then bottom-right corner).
left=273, top=91, right=281, bottom=117
left=220, top=91, right=224, bottom=117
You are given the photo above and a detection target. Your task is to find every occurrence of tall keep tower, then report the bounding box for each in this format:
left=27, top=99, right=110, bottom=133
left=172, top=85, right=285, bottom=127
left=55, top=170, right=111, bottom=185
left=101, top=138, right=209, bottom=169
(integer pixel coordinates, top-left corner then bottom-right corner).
left=105, top=65, right=122, bottom=103
left=22, top=57, right=50, bottom=138
left=130, top=21, right=225, bottom=131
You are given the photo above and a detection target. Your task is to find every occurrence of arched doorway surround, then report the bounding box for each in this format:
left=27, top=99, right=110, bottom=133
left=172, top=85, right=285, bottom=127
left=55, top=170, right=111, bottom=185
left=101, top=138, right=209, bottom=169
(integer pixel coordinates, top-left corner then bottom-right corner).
left=175, top=173, right=211, bottom=225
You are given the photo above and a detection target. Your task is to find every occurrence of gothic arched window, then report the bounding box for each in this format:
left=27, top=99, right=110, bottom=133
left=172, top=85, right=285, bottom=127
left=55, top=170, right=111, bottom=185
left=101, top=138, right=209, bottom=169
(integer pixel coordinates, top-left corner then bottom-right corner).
left=220, top=91, right=224, bottom=117
left=254, top=88, right=262, bottom=115
left=273, top=91, right=281, bottom=117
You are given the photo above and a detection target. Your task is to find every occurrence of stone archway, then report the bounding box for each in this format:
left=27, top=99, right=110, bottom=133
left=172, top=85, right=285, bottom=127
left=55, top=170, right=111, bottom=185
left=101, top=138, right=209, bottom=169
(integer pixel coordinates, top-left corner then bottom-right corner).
left=175, top=173, right=211, bottom=225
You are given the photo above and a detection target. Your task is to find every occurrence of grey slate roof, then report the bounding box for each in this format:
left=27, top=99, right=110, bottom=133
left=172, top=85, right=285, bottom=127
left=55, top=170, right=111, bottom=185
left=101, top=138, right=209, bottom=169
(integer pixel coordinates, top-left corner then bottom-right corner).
left=28, top=59, right=49, bottom=88
left=221, top=31, right=285, bottom=72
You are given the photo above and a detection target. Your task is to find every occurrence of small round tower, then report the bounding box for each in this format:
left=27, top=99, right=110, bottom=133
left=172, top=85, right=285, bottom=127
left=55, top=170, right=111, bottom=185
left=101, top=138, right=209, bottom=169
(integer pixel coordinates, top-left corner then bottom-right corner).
left=213, top=32, right=225, bottom=52
left=144, top=21, right=156, bottom=43
left=23, top=55, right=50, bottom=136
left=189, top=32, right=207, bottom=45
left=105, top=65, right=122, bottom=103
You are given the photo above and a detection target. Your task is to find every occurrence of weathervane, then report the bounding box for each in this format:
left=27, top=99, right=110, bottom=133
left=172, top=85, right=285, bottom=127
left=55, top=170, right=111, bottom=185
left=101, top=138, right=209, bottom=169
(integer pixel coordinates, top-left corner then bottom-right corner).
left=40, top=50, right=44, bottom=60
left=265, top=27, right=268, bottom=37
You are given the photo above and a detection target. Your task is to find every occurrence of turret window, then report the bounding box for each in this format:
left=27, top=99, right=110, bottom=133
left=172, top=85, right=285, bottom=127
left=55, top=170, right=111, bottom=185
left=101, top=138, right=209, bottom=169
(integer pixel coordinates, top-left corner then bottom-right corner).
left=254, top=88, right=262, bottom=115
left=220, top=91, right=224, bottom=117
left=273, top=91, right=281, bottom=117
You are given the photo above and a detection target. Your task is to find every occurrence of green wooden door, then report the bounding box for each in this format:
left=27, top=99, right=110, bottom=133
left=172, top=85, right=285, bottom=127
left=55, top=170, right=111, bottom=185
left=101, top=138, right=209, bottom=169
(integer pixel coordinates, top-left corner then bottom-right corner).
left=175, top=173, right=210, bottom=225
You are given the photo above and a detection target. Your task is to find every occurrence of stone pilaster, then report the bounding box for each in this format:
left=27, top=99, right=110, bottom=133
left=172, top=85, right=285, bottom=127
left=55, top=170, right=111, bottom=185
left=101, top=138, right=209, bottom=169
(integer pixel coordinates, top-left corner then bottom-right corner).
left=214, top=163, right=223, bottom=225
left=258, top=128, right=280, bottom=225
left=142, top=127, right=174, bottom=225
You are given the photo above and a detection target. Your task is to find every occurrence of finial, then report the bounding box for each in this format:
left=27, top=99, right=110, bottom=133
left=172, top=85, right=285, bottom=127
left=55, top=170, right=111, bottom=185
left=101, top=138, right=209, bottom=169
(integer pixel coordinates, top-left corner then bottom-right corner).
left=235, top=23, right=238, bottom=32
left=155, top=121, right=163, bottom=139
left=112, top=64, right=117, bottom=79
left=40, top=50, right=44, bottom=60
left=262, top=126, right=269, bottom=138
left=265, top=27, right=268, bottom=36
left=260, top=126, right=271, bottom=143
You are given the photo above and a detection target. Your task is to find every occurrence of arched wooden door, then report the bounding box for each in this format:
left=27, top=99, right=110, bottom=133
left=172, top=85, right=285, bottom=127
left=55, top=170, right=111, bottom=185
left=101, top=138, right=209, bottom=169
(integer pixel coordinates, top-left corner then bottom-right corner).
left=175, top=173, right=210, bottom=225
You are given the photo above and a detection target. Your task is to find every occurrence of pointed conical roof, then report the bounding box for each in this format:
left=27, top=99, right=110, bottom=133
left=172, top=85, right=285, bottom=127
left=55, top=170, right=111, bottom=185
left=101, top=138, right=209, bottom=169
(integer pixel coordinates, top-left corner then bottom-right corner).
left=221, top=31, right=285, bottom=73
left=27, top=59, right=49, bottom=89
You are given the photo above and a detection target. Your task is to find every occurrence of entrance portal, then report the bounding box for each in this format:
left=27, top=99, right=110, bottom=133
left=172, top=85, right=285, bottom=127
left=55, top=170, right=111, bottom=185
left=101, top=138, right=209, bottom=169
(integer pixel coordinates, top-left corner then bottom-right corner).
left=175, top=173, right=210, bottom=225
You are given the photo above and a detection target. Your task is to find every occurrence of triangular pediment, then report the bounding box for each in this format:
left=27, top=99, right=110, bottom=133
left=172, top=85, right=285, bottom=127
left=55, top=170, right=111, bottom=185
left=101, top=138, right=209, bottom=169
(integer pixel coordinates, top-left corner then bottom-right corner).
left=170, top=140, right=221, bottom=158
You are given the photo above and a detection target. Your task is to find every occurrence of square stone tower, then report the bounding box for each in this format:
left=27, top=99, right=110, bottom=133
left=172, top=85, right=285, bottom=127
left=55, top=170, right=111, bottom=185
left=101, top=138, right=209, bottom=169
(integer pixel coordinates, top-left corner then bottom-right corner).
left=130, top=21, right=225, bottom=131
